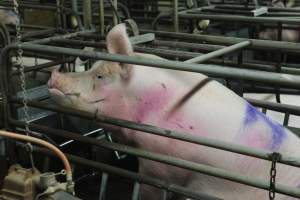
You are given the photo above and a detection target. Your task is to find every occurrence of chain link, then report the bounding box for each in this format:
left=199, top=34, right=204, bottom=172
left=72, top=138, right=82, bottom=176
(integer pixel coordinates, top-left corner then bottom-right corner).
left=269, top=152, right=281, bottom=200
left=13, top=0, right=31, bottom=135
left=13, top=0, right=35, bottom=169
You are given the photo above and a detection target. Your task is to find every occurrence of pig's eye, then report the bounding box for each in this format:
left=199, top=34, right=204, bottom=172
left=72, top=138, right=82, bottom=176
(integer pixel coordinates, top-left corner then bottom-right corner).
left=97, top=75, right=103, bottom=79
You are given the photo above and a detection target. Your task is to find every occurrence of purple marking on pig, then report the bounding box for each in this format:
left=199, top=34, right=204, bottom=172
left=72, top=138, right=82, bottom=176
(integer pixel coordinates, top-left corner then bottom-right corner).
left=244, top=103, right=286, bottom=150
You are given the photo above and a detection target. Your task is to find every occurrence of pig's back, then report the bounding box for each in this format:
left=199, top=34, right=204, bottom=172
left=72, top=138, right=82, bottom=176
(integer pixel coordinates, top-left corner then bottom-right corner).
left=129, top=54, right=300, bottom=199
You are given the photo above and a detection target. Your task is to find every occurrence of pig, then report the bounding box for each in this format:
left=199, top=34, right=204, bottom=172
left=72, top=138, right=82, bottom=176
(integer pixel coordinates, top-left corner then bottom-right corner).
left=258, top=0, right=299, bottom=42
left=48, top=24, right=300, bottom=200
left=0, top=9, right=19, bottom=26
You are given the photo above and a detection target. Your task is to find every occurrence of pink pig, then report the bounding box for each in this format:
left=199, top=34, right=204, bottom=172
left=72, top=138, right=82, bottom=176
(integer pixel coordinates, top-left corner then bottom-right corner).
left=259, top=0, right=299, bottom=42
left=48, top=24, right=300, bottom=200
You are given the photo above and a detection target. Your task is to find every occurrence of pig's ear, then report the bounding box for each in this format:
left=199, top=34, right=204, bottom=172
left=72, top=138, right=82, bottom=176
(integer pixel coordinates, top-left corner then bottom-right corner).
left=107, top=23, right=133, bottom=56
left=106, top=24, right=133, bottom=80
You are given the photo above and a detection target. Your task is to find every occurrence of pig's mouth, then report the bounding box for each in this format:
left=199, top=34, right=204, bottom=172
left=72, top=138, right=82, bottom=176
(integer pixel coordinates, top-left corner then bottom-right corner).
left=49, top=88, right=106, bottom=105
left=48, top=88, right=80, bottom=98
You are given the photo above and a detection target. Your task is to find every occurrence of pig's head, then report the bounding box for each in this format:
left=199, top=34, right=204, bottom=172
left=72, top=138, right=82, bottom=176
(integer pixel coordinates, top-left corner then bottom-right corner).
left=48, top=24, right=133, bottom=114
left=0, top=9, right=20, bottom=26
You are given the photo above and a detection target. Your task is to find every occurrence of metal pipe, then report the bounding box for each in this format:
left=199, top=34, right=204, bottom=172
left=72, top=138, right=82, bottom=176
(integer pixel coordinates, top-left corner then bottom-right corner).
left=113, top=0, right=118, bottom=25
left=11, top=58, right=74, bottom=75
left=140, top=29, right=300, bottom=53
left=185, top=41, right=251, bottom=63
left=26, top=30, right=95, bottom=45
left=83, top=0, right=92, bottom=29
left=179, top=12, right=300, bottom=24
left=32, top=146, right=221, bottom=200
left=99, top=0, right=105, bottom=36
left=10, top=119, right=300, bottom=198
left=173, top=0, right=179, bottom=32
left=9, top=101, right=300, bottom=167
left=71, top=0, right=78, bottom=12
left=7, top=43, right=300, bottom=89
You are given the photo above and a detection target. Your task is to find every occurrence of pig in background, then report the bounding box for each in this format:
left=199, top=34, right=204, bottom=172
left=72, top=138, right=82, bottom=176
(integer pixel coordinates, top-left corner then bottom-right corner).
left=0, top=9, right=19, bottom=26
left=258, top=0, right=299, bottom=42
left=48, top=24, right=300, bottom=200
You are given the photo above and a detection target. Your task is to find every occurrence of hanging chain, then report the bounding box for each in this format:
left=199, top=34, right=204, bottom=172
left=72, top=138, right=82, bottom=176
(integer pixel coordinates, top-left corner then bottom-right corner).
left=13, top=0, right=30, bottom=135
left=269, top=152, right=281, bottom=200
left=13, top=0, right=36, bottom=169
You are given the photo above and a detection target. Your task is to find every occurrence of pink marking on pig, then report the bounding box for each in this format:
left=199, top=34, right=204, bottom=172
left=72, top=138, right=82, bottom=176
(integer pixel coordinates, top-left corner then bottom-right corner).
left=240, top=126, right=270, bottom=150
left=134, top=85, right=173, bottom=123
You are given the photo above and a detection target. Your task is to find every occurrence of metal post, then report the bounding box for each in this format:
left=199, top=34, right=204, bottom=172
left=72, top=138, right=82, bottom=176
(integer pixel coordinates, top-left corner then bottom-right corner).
left=71, top=0, right=78, bottom=12
left=83, top=0, right=92, bottom=29
left=113, top=0, right=118, bottom=26
left=56, top=0, right=62, bottom=28
left=173, top=0, right=179, bottom=32
left=99, top=0, right=105, bottom=35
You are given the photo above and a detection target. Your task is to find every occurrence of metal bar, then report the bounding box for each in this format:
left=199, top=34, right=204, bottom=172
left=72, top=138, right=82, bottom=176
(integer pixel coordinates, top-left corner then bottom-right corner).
left=71, top=0, right=78, bottom=12
left=32, top=146, right=221, bottom=200
left=179, top=12, right=300, bottom=24
left=99, top=172, right=108, bottom=200
left=173, top=0, right=179, bottom=32
left=59, top=128, right=104, bottom=147
left=48, top=38, right=300, bottom=75
left=140, top=29, right=300, bottom=53
left=25, top=30, right=95, bottom=45
left=113, top=0, right=118, bottom=26
left=185, top=41, right=251, bottom=63
left=99, top=0, right=105, bottom=36
left=129, top=33, right=155, bottom=45
left=21, top=28, right=58, bottom=40
left=7, top=43, right=300, bottom=89
left=246, top=98, right=300, bottom=116
left=12, top=58, right=74, bottom=75
left=132, top=182, right=141, bottom=200
left=9, top=101, right=300, bottom=168
left=83, top=0, right=92, bottom=29
left=10, top=119, right=300, bottom=198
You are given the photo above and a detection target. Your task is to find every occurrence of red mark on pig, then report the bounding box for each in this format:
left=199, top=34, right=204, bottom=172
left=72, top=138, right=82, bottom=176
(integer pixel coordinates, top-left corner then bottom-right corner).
left=134, top=86, right=172, bottom=123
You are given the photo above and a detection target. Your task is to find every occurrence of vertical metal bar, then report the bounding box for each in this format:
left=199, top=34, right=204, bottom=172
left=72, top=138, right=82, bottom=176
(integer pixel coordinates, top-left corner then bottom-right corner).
left=99, top=0, right=105, bottom=35
left=283, top=113, right=290, bottom=126
left=161, top=190, right=168, bottom=200
left=56, top=0, right=62, bottom=28
left=277, top=22, right=283, bottom=41
left=99, top=172, right=109, bottom=200
left=113, top=0, right=118, bottom=26
left=83, top=0, right=92, bottom=29
left=71, top=0, right=78, bottom=12
left=173, top=0, right=179, bottom=32
left=131, top=182, right=141, bottom=200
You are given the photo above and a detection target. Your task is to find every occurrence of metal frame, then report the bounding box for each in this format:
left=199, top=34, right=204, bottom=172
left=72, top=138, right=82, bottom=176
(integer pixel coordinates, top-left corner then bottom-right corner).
left=1, top=28, right=300, bottom=199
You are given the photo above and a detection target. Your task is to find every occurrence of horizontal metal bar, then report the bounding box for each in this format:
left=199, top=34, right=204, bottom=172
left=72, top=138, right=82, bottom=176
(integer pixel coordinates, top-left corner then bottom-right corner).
left=140, top=29, right=300, bottom=53
left=10, top=43, right=300, bottom=89
left=12, top=58, right=74, bottom=75
left=179, top=11, right=300, bottom=24
left=247, top=98, right=300, bottom=116
left=11, top=119, right=300, bottom=198
left=9, top=100, right=300, bottom=168
left=48, top=38, right=300, bottom=75
left=30, top=146, right=221, bottom=200
left=185, top=41, right=251, bottom=63
left=25, top=30, right=95, bottom=45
